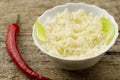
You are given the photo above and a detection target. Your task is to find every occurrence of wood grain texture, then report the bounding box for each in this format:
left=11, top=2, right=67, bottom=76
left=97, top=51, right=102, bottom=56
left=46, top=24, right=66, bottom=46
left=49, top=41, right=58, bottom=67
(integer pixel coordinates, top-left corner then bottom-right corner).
left=0, top=0, right=120, bottom=80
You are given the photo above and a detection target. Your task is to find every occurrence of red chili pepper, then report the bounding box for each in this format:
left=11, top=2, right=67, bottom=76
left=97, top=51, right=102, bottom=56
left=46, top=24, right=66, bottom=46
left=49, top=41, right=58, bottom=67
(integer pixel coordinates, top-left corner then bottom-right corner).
left=6, top=23, right=51, bottom=80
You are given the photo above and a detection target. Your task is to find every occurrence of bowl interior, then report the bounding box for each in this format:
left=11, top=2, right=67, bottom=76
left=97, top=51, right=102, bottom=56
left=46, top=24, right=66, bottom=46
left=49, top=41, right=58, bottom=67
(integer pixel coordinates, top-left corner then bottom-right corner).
left=33, top=3, right=119, bottom=60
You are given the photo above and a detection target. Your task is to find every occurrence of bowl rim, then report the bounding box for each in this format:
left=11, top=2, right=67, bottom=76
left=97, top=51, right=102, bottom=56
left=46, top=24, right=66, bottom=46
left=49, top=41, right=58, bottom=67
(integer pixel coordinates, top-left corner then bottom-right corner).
left=32, top=3, right=119, bottom=61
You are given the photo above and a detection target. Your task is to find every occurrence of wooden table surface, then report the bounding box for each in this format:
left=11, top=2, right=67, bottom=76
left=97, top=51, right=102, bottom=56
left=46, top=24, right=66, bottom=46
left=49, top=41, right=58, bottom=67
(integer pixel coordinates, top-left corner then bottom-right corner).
left=0, top=0, right=120, bottom=80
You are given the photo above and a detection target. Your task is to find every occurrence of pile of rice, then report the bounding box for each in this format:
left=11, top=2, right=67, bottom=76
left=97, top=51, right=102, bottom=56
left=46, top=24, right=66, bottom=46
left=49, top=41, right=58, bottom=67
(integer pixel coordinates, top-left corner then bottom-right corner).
left=41, top=9, right=107, bottom=59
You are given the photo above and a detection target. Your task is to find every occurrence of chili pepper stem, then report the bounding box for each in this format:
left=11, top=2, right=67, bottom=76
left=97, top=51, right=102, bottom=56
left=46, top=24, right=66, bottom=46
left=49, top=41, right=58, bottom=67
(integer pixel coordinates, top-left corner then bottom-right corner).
left=16, top=14, right=20, bottom=24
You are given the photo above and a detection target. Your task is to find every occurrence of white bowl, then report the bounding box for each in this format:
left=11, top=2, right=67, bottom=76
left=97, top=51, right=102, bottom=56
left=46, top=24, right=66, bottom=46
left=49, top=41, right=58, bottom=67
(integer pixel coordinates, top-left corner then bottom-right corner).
left=32, top=3, right=119, bottom=70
